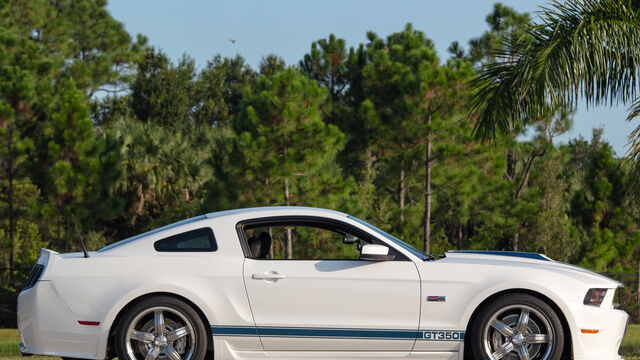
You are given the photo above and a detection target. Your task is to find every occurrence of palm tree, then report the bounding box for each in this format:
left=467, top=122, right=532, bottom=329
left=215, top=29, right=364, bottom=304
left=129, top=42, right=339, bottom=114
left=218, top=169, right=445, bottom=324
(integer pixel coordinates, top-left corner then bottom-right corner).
left=470, top=0, right=640, bottom=188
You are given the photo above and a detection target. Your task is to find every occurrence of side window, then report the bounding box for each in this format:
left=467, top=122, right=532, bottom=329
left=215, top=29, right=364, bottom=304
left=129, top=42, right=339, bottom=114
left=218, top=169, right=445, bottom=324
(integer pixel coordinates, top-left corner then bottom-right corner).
left=244, top=224, right=368, bottom=260
left=154, top=228, right=217, bottom=252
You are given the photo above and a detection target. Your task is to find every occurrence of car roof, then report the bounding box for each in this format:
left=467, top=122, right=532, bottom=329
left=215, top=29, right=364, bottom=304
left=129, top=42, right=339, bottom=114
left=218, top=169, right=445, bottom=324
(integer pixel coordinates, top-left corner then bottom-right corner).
left=204, top=206, right=348, bottom=219
left=98, top=207, right=348, bottom=253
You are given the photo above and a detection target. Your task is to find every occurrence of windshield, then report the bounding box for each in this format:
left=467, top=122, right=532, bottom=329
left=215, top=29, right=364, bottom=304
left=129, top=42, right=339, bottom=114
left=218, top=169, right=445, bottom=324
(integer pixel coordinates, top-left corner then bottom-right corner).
left=347, top=216, right=428, bottom=260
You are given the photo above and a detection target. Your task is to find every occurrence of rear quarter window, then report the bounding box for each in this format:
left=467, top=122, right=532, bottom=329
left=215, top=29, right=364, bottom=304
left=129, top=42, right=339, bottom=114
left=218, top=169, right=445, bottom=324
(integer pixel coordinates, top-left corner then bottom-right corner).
left=154, top=228, right=217, bottom=252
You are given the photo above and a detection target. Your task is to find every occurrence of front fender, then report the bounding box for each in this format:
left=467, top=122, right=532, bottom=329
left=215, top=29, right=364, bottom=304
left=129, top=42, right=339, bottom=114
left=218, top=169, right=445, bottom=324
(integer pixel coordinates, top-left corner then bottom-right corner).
left=458, top=280, right=578, bottom=336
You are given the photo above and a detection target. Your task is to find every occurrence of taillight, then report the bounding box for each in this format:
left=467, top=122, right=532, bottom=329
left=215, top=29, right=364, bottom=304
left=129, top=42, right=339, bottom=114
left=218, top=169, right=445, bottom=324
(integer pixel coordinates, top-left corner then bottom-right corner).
left=22, top=264, right=44, bottom=290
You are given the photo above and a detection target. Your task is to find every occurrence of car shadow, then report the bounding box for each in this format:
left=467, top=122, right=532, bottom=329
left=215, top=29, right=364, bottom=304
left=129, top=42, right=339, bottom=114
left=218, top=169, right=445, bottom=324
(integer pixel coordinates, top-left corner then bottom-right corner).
left=313, top=260, right=377, bottom=272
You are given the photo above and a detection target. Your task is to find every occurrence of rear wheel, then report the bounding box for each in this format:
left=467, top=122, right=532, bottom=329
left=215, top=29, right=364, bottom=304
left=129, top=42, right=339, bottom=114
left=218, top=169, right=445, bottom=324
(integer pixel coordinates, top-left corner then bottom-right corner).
left=471, top=293, right=564, bottom=360
left=115, top=296, right=207, bottom=360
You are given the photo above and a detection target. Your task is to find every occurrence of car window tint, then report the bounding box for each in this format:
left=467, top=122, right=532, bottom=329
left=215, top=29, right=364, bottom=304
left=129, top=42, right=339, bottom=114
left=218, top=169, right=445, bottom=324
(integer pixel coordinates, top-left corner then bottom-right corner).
left=154, top=228, right=217, bottom=252
left=244, top=225, right=366, bottom=260
left=99, top=215, right=208, bottom=252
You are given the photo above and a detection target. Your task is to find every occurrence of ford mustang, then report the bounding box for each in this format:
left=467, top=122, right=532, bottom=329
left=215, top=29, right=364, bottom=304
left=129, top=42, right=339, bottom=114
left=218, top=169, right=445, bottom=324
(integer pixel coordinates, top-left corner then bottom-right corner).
left=17, top=207, right=628, bottom=360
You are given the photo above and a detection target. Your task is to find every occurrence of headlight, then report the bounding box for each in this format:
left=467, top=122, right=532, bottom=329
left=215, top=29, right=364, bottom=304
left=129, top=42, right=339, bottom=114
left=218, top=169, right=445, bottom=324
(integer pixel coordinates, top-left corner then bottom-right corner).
left=583, top=288, right=607, bottom=306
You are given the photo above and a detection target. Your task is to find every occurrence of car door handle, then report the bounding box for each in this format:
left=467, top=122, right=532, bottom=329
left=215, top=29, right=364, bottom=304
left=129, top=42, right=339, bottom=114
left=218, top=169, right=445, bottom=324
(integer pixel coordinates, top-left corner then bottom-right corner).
left=251, top=271, right=286, bottom=280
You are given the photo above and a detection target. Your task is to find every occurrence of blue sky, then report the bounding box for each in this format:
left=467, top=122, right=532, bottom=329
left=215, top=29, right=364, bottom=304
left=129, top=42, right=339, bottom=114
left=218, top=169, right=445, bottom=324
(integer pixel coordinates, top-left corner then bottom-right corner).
left=107, top=0, right=635, bottom=156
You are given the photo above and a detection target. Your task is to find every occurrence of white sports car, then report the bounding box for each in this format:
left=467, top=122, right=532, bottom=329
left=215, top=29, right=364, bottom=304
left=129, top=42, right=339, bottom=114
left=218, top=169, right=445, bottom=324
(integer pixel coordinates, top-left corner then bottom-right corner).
left=18, top=207, right=628, bottom=360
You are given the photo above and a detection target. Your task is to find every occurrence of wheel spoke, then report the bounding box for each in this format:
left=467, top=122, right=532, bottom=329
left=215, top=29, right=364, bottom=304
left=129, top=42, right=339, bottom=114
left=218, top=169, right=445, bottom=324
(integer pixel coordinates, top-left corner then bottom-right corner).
left=164, top=345, right=182, bottom=360
left=491, top=319, right=515, bottom=337
left=516, top=309, right=530, bottom=333
left=129, top=330, right=155, bottom=343
left=491, top=341, right=514, bottom=360
left=517, top=345, right=531, bottom=360
left=525, top=333, right=552, bottom=344
left=154, top=310, right=166, bottom=334
left=145, top=346, right=160, bottom=360
left=167, top=326, right=190, bottom=341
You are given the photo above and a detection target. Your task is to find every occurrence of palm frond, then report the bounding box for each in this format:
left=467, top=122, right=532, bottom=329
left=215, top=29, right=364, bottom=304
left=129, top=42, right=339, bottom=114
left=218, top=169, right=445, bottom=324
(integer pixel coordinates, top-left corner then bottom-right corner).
left=470, top=0, right=640, bottom=141
left=627, top=94, right=640, bottom=120
left=627, top=121, right=640, bottom=191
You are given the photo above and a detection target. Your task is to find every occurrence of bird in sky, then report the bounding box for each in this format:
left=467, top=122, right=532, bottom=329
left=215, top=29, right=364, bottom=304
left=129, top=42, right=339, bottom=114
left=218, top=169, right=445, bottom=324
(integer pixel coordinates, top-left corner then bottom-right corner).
left=229, top=39, right=237, bottom=44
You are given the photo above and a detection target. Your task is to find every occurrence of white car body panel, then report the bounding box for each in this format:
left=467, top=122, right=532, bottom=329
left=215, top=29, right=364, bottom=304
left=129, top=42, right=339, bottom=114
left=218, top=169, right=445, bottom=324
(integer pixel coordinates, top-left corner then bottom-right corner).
left=243, top=259, right=420, bottom=351
left=17, top=206, right=628, bottom=360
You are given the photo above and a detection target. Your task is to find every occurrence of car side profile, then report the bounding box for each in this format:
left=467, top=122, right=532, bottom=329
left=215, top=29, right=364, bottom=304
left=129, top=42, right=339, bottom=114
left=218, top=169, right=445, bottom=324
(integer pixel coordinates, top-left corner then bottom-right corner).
left=18, top=207, right=628, bottom=360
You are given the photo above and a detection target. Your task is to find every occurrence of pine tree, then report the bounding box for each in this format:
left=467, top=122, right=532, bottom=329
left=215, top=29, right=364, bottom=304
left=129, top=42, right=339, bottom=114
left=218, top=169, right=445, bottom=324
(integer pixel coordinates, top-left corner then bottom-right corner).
left=467, top=3, right=531, bottom=64
left=570, top=130, right=640, bottom=272
left=230, top=68, right=353, bottom=258
left=300, top=34, right=349, bottom=104
left=355, top=24, right=473, bottom=252
left=0, top=23, right=55, bottom=286
left=0, top=0, right=145, bottom=97
left=195, top=55, right=256, bottom=127
left=130, top=50, right=197, bottom=127
left=31, top=79, right=122, bottom=251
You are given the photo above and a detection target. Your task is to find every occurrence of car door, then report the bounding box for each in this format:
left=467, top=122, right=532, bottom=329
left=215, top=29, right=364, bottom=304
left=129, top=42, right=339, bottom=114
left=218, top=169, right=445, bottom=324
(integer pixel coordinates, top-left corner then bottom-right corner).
left=240, top=218, right=421, bottom=352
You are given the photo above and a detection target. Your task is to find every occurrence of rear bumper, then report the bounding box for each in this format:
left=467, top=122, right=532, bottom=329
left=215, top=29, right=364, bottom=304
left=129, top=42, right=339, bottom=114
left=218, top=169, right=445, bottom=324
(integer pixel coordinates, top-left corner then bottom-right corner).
left=19, top=342, right=32, bottom=356
left=17, top=280, right=104, bottom=359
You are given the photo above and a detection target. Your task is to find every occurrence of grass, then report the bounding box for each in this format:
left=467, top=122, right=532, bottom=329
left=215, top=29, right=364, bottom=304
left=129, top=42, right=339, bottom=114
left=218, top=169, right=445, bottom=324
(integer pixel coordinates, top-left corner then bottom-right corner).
left=0, top=330, right=56, bottom=359
left=622, top=324, right=640, bottom=358
left=0, top=330, right=22, bottom=357
left=1, top=326, right=640, bottom=358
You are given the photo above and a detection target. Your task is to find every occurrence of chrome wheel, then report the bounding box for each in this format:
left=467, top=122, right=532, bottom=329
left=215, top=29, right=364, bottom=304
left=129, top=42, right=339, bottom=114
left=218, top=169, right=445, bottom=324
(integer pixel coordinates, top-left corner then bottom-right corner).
left=125, top=306, right=196, bottom=360
left=482, top=304, right=554, bottom=360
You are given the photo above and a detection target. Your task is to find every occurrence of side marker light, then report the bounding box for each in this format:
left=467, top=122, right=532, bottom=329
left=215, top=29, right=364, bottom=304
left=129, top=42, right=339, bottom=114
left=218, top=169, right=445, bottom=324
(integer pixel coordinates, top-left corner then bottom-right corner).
left=78, top=321, right=100, bottom=326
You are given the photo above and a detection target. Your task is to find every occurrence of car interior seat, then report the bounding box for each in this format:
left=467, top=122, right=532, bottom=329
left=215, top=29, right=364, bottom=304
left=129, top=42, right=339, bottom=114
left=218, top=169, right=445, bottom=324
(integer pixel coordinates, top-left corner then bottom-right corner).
left=257, top=232, right=271, bottom=259
left=247, top=236, right=261, bottom=259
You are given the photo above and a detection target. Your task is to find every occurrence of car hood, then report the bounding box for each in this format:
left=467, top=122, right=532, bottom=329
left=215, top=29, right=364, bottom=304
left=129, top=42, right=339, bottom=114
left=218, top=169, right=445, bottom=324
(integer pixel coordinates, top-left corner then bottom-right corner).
left=442, top=251, right=622, bottom=288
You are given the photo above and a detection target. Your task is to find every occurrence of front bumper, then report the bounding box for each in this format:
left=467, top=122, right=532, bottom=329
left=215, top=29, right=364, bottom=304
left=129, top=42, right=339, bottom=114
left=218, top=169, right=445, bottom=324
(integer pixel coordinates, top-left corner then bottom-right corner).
left=18, top=281, right=103, bottom=359
left=569, top=302, right=629, bottom=360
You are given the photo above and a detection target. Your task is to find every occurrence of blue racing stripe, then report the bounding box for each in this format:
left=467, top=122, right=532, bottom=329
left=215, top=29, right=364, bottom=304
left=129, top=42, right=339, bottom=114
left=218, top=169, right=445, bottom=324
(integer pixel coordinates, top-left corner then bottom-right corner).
left=258, top=327, right=417, bottom=339
left=449, top=250, right=550, bottom=261
left=211, top=325, right=257, bottom=336
left=210, top=325, right=464, bottom=341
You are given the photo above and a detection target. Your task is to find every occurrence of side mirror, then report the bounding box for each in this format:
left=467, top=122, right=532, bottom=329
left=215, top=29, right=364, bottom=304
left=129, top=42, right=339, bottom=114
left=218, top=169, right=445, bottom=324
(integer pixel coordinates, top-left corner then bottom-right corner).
left=360, top=244, right=395, bottom=261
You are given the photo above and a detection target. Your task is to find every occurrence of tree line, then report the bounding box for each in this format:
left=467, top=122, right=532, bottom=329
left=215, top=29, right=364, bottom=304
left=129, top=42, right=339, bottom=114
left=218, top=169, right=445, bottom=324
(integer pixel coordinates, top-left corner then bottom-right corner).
left=1, top=0, right=640, bottom=324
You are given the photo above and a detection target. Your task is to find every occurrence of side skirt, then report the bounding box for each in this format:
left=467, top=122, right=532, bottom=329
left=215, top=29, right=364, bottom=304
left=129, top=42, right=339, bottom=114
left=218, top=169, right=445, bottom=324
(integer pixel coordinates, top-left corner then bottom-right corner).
left=219, top=347, right=459, bottom=360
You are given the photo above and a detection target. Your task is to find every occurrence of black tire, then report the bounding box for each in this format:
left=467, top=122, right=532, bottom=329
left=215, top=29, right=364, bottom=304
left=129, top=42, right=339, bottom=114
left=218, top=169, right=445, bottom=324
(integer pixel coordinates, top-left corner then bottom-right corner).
left=470, top=293, right=564, bottom=360
left=115, top=296, right=208, bottom=360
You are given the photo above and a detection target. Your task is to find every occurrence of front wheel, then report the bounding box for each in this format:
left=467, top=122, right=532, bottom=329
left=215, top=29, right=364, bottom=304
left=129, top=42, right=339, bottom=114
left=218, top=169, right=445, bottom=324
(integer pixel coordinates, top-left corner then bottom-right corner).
left=471, top=293, right=564, bottom=360
left=115, top=296, right=208, bottom=360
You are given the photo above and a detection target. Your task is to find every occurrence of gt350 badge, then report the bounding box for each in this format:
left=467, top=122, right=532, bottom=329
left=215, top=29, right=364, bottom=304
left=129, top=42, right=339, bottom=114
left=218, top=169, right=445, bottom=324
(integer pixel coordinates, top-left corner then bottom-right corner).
left=421, top=330, right=465, bottom=341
